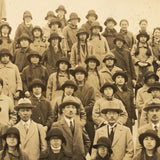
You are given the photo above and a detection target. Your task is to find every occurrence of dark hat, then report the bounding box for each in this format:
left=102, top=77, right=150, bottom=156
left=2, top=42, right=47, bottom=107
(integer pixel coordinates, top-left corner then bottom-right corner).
left=72, top=66, right=88, bottom=77
left=85, top=55, right=100, bottom=66
left=90, top=21, right=103, bottom=32
left=139, top=129, right=160, bottom=148
left=93, top=137, right=113, bottom=153
left=104, top=17, right=117, bottom=26
left=14, top=98, right=34, bottom=111
left=136, top=31, right=150, bottom=41
left=45, top=11, right=56, bottom=20
left=139, top=19, right=148, bottom=25
left=148, top=82, right=160, bottom=93
left=68, top=12, right=81, bottom=22
left=76, top=27, right=89, bottom=39
left=48, top=32, right=62, bottom=43
left=86, top=10, right=98, bottom=20
left=32, top=25, right=43, bottom=37
left=28, top=79, right=46, bottom=92
left=56, top=57, right=71, bottom=68
left=49, top=18, right=62, bottom=28
left=113, top=34, right=126, bottom=44
left=23, top=11, right=32, bottom=20
left=17, top=33, right=32, bottom=44
left=103, top=52, right=116, bottom=63
left=143, top=99, right=160, bottom=111
left=112, top=70, right=128, bottom=82
left=101, top=101, right=123, bottom=114
left=27, top=50, right=42, bottom=62
left=0, top=21, right=12, bottom=34
left=100, top=82, right=117, bottom=93
left=144, top=71, right=159, bottom=84
left=56, top=5, right=67, bottom=14
left=61, top=80, right=77, bottom=91
left=59, top=96, right=80, bottom=114
left=46, top=127, right=66, bottom=144
left=0, top=48, right=12, bottom=59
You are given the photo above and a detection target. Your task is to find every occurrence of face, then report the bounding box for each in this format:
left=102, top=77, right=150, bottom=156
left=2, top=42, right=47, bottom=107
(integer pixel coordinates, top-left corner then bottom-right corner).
left=75, top=72, right=85, bottom=82
left=57, top=10, right=65, bottom=17
left=147, top=108, right=160, bottom=124
left=50, top=138, right=62, bottom=148
left=97, top=146, right=108, bottom=158
left=115, top=40, right=124, bottom=48
left=30, top=55, right=40, bottom=64
left=33, top=29, right=41, bottom=38
left=59, top=62, right=68, bottom=72
left=64, top=86, right=74, bottom=96
left=88, top=60, right=97, bottom=70
left=92, top=27, right=100, bottom=34
left=115, top=75, right=125, bottom=86
left=105, top=111, right=119, bottom=125
left=18, top=108, right=32, bottom=122
left=151, top=89, right=160, bottom=98
left=143, top=136, right=156, bottom=150
left=24, top=17, right=32, bottom=24
left=0, top=54, right=10, bottom=64
left=62, top=105, right=77, bottom=118
left=47, top=16, right=54, bottom=23
left=79, top=33, right=87, bottom=42
left=120, top=21, right=128, bottom=30
left=51, top=38, right=59, bottom=46
left=88, top=15, right=96, bottom=23
left=50, top=23, right=59, bottom=31
left=103, top=87, right=114, bottom=97
left=106, top=21, right=115, bottom=29
left=140, top=21, right=147, bottom=30
left=139, top=36, right=147, bottom=43
left=105, top=59, right=114, bottom=67
left=20, top=39, right=29, bottom=48
left=32, top=85, right=42, bottom=95
left=70, top=19, right=79, bottom=26
left=1, top=26, right=10, bottom=35
left=6, top=134, right=18, bottom=147
left=153, top=29, right=160, bottom=39
left=146, top=77, right=156, bottom=85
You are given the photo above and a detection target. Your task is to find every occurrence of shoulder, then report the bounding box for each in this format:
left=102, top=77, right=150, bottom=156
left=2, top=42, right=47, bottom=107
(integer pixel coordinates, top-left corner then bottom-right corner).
left=22, top=65, right=30, bottom=71
left=138, top=124, right=152, bottom=133
left=39, top=150, right=49, bottom=159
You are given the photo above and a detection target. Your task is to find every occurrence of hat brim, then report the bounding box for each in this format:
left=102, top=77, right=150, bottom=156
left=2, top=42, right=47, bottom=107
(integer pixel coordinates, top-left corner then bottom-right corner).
left=76, top=31, right=89, bottom=39
left=103, top=57, right=116, bottom=63
left=143, top=105, right=160, bottom=112
left=61, top=83, right=77, bottom=92
left=27, top=54, right=42, bottom=62
left=113, top=38, right=126, bottom=45
left=92, top=144, right=113, bottom=154
left=91, top=26, right=103, bottom=32
left=48, top=36, right=62, bottom=43
left=68, top=17, right=81, bottom=23
left=136, top=34, right=150, bottom=41
left=104, top=19, right=117, bottom=26
left=46, top=135, right=66, bottom=144
left=28, top=82, right=46, bottom=92
left=0, top=52, right=12, bottom=59
left=148, top=87, right=160, bottom=93
left=15, top=104, right=34, bottom=111
left=56, top=60, right=71, bottom=68
left=101, top=108, right=123, bottom=114
left=86, top=14, right=98, bottom=20
left=144, top=74, right=159, bottom=83
left=100, top=84, right=117, bottom=93
left=0, top=24, right=12, bottom=34
left=49, top=21, right=62, bottom=28
left=56, top=8, right=67, bottom=14
left=72, top=69, right=88, bottom=77
left=85, top=57, right=100, bottom=66
left=112, top=72, right=128, bottom=82
left=17, top=37, right=32, bottom=44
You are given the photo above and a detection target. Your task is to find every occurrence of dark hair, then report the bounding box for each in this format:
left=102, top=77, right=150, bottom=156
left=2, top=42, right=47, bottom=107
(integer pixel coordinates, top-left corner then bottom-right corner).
left=152, top=27, right=160, bottom=45
left=0, top=78, right=3, bottom=87
left=89, top=32, right=101, bottom=41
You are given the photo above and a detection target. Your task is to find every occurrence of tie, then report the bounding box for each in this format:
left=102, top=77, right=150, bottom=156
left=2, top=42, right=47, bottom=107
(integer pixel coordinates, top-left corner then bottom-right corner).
left=154, top=125, right=158, bottom=134
left=108, top=128, right=114, bottom=144
left=70, top=121, right=74, bottom=135
left=24, top=123, right=28, bottom=134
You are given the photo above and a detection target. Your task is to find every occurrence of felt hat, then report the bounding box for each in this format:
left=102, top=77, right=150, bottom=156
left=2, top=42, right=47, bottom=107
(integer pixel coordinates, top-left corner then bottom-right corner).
left=17, top=33, right=32, bottom=44
left=32, top=25, right=43, bottom=37
left=113, top=34, right=126, bottom=44
left=76, top=27, right=89, bottom=39
left=103, top=52, right=116, bottom=63
left=56, top=5, right=67, bottom=14
left=85, top=55, right=100, bottom=66
left=49, top=18, right=62, bottom=28
left=86, top=10, right=98, bottom=20
left=23, top=11, right=32, bottom=20
left=68, top=12, right=81, bottom=22
left=136, top=31, right=150, bottom=41
left=112, top=70, right=128, bottom=82
left=148, top=82, right=160, bottom=93
left=144, top=71, right=159, bottom=84
left=61, top=80, right=77, bottom=92
left=90, top=21, right=103, bottom=32
left=0, top=48, right=12, bottom=59
left=48, top=32, right=62, bottom=43
left=45, top=11, right=56, bottom=20
left=143, top=99, right=160, bottom=112
left=104, top=17, right=117, bottom=26
left=72, top=66, right=88, bottom=77
left=100, top=82, right=117, bottom=94
left=0, top=21, right=12, bottom=34
left=27, top=50, right=42, bottom=62
left=56, top=57, right=71, bottom=68
left=28, top=79, right=46, bottom=92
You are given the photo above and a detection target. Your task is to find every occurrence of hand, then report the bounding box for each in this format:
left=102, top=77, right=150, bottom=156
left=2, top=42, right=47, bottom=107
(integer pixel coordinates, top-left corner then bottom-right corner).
left=25, top=91, right=30, bottom=98
left=14, top=91, right=20, bottom=99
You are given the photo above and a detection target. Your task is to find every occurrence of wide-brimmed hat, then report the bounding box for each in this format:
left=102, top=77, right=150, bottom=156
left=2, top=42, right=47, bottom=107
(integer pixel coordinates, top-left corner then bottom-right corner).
left=144, top=71, right=159, bottom=84
left=28, top=79, right=46, bottom=92
left=113, top=34, right=126, bottom=44
left=112, top=71, right=128, bottom=82
left=136, top=31, right=150, bottom=41
left=32, top=25, right=43, bottom=37
left=49, top=18, right=62, bottom=28
left=56, top=5, right=67, bottom=14
left=0, top=48, right=12, bottom=59
left=139, top=19, right=148, bottom=25
left=85, top=55, right=100, bottom=66
left=48, top=32, right=62, bottom=43
left=139, top=129, right=160, bottom=148
left=27, top=50, right=42, bottom=62
left=0, top=21, right=12, bottom=34
left=56, top=57, right=71, bottom=68
left=148, top=82, right=160, bottom=93
left=72, top=66, right=88, bottom=77
left=101, top=101, right=123, bottom=114
left=68, top=12, right=81, bottom=22
left=46, top=127, right=66, bottom=144
left=143, top=99, right=160, bottom=112
left=17, top=33, right=32, bottom=44
left=23, top=11, right=32, bottom=20
left=76, top=28, right=89, bottom=39
left=90, top=21, right=103, bottom=32
left=45, top=11, right=56, bottom=20
left=104, top=17, right=117, bottom=26
left=86, top=10, right=98, bottom=20
left=59, top=96, right=80, bottom=114
left=14, top=98, right=34, bottom=111
left=61, top=80, right=77, bottom=91
left=103, top=52, right=116, bottom=63
left=100, top=82, right=117, bottom=93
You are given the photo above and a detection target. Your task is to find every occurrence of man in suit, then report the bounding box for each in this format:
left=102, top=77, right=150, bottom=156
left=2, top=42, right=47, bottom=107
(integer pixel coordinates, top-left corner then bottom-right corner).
left=51, top=96, right=91, bottom=160
left=91, top=101, right=134, bottom=160
left=14, top=98, right=47, bottom=160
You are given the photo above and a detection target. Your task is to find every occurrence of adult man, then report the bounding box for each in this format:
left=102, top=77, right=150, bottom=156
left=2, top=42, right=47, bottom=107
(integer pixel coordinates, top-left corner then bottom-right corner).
left=14, top=98, right=47, bottom=160
left=52, top=96, right=91, bottom=160
left=91, top=102, right=134, bottom=160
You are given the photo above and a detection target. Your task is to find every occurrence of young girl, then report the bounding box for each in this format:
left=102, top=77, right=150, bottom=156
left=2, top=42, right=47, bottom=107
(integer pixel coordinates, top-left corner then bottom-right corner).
left=0, top=127, right=29, bottom=160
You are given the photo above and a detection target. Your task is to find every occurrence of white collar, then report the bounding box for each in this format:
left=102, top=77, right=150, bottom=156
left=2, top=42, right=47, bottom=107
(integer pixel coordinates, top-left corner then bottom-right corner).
left=34, top=93, right=41, bottom=99
left=64, top=116, right=74, bottom=127
left=152, top=122, right=160, bottom=128
left=21, top=119, right=31, bottom=126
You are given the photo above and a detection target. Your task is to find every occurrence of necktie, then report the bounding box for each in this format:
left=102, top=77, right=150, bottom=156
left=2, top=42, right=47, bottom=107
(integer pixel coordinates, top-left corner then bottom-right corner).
left=70, top=121, right=74, bottom=135
left=154, top=125, right=158, bottom=134
left=24, top=123, right=28, bottom=134
left=108, top=127, right=114, bottom=144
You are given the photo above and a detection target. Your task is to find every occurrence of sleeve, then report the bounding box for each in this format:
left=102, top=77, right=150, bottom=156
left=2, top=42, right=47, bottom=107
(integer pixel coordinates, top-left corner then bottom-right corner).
left=128, top=52, right=136, bottom=79
left=21, top=68, right=28, bottom=92
left=79, top=100, right=87, bottom=127
left=130, top=91, right=137, bottom=120
left=62, top=27, right=70, bottom=52
left=103, top=36, right=110, bottom=52
left=83, top=128, right=91, bottom=155
left=135, top=90, right=144, bottom=110
left=14, top=24, right=22, bottom=43
left=50, top=98, right=59, bottom=122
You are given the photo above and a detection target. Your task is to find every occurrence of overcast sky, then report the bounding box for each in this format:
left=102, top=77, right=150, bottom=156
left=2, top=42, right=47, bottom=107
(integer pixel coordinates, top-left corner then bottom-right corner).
left=5, top=0, right=160, bottom=38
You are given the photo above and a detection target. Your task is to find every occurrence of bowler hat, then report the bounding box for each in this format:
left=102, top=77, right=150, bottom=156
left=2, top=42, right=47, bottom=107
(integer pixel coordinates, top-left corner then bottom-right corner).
left=148, top=82, right=160, bottom=93
left=113, top=34, right=126, bottom=44
left=104, top=17, right=117, bottom=26
left=23, top=11, right=32, bottom=20
left=49, top=18, right=62, bottom=28
left=56, top=57, right=71, bottom=68
left=56, top=5, right=67, bottom=14
left=27, top=50, right=42, bottom=62
left=68, top=12, right=81, bottom=22
left=90, top=21, right=103, bottom=32
left=48, top=32, right=62, bottom=43
left=72, top=66, right=88, bottom=77
left=103, top=52, right=116, bottom=63
left=28, top=79, right=46, bottom=92
left=0, top=21, right=12, bottom=34
left=143, top=99, right=160, bottom=111
left=17, top=33, right=32, bottom=44
left=85, top=55, right=100, bottom=66
left=139, top=129, right=160, bottom=148
left=32, top=25, right=43, bottom=37
left=100, top=82, right=117, bottom=93
left=112, top=70, right=128, bottom=82
left=86, top=10, right=98, bottom=20
left=0, top=48, right=12, bottom=59
left=144, top=71, right=159, bottom=84
left=46, top=127, right=66, bottom=144
left=61, top=80, right=77, bottom=91
left=136, top=31, right=150, bottom=41
left=76, top=28, right=89, bottom=39
left=45, top=11, right=56, bottom=20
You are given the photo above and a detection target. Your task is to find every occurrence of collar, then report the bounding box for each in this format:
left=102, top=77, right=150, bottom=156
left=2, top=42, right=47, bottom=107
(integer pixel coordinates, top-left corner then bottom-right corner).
left=51, top=145, right=61, bottom=153
left=64, top=116, right=74, bottom=127
left=108, top=123, right=117, bottom=129
left=33, top=93, right=42, bottom=99
left=0, top=61, right=13, bottom=68
left=139, top=42, right=148, bottom=48
left=21, top=119, right=31, bottom=126
left=120, top=29, right=128, bottom=34
left=8, top=149, right=20, bottom=157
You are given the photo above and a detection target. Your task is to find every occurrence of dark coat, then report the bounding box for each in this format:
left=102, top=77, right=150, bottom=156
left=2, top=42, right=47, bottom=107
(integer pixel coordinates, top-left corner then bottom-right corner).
left=0, top=123, right=8, bottom=151
left=81, top=21, right=92, bottom=35
left=30, top=95, right=54, bottom=129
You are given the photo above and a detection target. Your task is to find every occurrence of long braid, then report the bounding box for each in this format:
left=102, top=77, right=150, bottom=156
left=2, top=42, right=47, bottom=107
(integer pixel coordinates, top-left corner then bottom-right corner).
left=85, top=39, right=89, bottom=58
left=135, top=42, right=140, bottom=56
left=58, top=41, right=63, bottom=56
left=1, top=144, right=7, bottom=160
left=56, top=68, right=60, bottom=90
left=77, top=37, right=81, bottom=63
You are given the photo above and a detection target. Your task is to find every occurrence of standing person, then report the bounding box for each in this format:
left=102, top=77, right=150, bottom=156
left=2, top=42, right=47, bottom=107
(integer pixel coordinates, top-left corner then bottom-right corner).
left=0, top=48, right=22, bottom=102
left=89, top=21, right=110, bottom=68
left=70, top=27, right=95, bottom=68
left=119, top=19, right=135, bottom=51
left=0, top=0, right=6, bottom=22
left=14, top=98, right=47, bottom=160
left=102, top=17, right=117, bottom=50
left=51, top=96, right=91, bottom=160
left=0, top=127, right=29, bottom=160
left=112, top=71, right=137, bottom=131
left=91, top=104, right=134, bottom=160
left=81, top=10, right=98, bottom=35
left=111, top=34, right=136, bottom=89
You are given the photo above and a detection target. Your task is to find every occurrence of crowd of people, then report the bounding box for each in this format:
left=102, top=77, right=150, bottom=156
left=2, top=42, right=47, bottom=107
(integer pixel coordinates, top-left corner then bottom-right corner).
left=0, top=4, right=160, bottom=160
